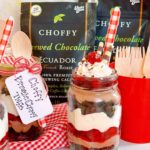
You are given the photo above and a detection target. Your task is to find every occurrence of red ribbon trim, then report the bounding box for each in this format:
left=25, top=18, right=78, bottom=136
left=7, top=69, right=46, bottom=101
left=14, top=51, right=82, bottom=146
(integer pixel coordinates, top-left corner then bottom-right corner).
left=14, top=57, right=42, bottom=74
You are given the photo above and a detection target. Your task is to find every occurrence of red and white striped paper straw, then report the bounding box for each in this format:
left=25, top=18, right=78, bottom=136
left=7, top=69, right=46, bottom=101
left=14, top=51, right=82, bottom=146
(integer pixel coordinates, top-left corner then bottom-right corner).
left=103, top=7, right=121, bottom=62
left=0, top=16, right=14, bottom=62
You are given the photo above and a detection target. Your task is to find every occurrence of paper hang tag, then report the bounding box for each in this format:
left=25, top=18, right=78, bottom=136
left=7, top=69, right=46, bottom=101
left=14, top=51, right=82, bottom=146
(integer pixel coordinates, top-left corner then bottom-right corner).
left=5, top=70, right=53, bottom=125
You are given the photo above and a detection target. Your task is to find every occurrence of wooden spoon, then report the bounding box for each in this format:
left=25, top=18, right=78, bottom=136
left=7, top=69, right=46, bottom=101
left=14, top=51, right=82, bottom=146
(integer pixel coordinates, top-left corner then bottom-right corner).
left=143, top=47, right=150, bottom=78
left=11, top=31, right=32, bottom=59
left=0, top=19, right=6, bottom=41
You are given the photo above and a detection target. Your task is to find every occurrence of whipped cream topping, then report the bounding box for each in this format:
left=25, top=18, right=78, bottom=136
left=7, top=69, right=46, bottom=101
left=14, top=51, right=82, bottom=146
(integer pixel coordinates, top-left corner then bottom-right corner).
left=68, top=105, right=121, bottom=132
left=0, top=103, right=8, bottom=140
left=76, top=60, right=112, bottom=78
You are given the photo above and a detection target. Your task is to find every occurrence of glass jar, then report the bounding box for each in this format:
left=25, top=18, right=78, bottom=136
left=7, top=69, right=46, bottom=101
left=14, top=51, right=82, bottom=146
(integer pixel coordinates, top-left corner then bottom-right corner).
left=67, top=70, right=121, bottom=150
left=0, top=102, right=8, bottom=150
left=0, top=57, right=42, bottom=141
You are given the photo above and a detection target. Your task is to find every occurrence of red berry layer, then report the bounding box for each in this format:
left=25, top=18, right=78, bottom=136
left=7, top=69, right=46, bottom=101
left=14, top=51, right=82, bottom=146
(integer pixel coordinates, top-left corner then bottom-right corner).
left=72, top=75, right=117, bottom=90
left=8, top=113, right=21, bottom=126
left=68, top=123, right=119, bottom=143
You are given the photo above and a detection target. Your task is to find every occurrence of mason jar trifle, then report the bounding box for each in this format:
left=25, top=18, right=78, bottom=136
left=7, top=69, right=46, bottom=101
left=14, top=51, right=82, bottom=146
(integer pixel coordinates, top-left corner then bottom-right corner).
left=67, top=51, right=121, bottom=150
left=0, top=46, right=43, bottom=141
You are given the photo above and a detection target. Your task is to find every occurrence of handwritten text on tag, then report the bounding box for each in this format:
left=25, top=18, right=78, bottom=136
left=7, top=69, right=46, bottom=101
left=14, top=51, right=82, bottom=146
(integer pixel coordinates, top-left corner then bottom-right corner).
left=5, top=70, right=53, bottom=124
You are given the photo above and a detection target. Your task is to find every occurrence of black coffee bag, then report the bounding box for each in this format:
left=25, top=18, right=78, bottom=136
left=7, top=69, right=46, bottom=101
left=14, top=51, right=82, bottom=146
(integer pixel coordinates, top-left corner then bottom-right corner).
left=95, top=0, right=150, bottom=61
left=21, top=0, right=97, bottom=104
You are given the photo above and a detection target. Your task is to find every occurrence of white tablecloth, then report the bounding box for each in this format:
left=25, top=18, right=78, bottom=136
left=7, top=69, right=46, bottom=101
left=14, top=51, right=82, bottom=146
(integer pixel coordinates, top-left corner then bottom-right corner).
left=119, top=140, right=150, bottom=150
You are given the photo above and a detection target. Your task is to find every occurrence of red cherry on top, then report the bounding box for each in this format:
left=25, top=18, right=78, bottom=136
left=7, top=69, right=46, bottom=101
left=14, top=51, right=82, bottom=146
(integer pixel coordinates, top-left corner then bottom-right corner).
left=86, top=51, right=101, bottom=64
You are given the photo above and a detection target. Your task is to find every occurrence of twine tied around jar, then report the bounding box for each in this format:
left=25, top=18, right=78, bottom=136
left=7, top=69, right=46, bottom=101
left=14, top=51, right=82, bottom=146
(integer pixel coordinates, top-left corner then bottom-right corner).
left=14, top=56, right=42, bottom=74
left=14, top=56, right=48, bottom=97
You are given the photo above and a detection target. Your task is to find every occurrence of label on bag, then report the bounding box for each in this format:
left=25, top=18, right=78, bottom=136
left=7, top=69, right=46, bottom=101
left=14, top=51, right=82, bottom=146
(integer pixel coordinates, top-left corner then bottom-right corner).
left=21, top=1, right=97, bottom=104
left=5, top=70, right=53, bottom=124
